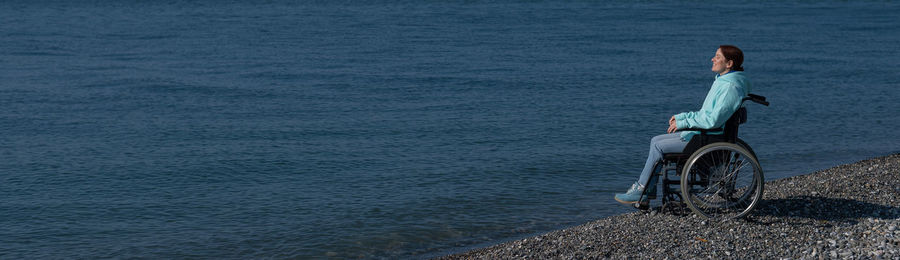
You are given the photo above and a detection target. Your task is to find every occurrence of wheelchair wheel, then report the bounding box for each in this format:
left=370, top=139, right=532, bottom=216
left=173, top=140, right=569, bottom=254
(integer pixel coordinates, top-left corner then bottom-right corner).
left=680, top=142, right=764, bottom=220
left=736, top=138, right=757, bottom=159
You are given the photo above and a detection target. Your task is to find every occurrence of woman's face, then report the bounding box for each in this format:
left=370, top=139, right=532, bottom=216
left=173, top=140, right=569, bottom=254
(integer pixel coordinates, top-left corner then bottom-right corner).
left=711, top=48, right=732, bottom=75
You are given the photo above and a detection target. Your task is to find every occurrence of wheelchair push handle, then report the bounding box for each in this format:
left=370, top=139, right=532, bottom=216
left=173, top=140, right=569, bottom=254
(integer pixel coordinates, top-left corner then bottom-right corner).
left=743, top=94, right=769, bottom=106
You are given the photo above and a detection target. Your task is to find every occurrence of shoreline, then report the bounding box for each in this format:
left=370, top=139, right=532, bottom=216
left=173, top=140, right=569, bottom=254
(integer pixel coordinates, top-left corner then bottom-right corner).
left=438, top=153, right=900, bottom=259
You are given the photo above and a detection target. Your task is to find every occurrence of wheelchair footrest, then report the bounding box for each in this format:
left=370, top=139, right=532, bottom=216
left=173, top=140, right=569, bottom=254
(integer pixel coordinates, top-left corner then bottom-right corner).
left=633, top=201, right=650, bottom=210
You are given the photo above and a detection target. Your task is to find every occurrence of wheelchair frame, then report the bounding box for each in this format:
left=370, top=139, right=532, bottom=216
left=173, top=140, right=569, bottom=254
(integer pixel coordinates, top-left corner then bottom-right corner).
left=635, top=94, right=769, bottom=220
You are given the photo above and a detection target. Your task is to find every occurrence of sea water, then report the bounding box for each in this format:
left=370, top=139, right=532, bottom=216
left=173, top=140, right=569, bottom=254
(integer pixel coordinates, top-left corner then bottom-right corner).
left=2, top=1, right=899, bottom=258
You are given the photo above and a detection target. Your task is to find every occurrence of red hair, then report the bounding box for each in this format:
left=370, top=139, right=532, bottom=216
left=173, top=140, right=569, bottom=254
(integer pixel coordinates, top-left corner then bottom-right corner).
left=719, top=45, right=744, bottom=71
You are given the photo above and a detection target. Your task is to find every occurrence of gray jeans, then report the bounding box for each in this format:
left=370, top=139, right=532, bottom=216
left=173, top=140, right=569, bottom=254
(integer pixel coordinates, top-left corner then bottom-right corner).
left=636, top=133, right=689, bottom=189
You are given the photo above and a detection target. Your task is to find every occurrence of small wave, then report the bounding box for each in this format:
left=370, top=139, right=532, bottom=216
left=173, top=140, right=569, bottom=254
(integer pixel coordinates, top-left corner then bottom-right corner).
left=7, top=51, right=74, bottom=57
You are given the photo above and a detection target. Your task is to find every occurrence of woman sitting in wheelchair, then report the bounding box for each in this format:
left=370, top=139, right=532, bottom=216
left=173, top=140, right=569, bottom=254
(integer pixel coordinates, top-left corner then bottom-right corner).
left=615, top=45, right=751, bottom=204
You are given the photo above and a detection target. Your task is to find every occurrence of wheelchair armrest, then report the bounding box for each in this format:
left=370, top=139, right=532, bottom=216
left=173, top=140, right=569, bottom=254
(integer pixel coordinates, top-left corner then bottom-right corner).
left=675, top=127, right=723, bottom=134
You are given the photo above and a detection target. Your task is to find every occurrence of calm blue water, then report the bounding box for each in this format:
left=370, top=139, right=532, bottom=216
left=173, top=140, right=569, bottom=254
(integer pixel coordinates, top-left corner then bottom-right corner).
left=2, top=1, right=899, bottom=258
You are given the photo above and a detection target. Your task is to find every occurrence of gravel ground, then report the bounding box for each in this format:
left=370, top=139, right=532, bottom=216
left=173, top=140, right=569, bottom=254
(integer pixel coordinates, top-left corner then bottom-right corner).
left=439, top=153, right=900, bottom=259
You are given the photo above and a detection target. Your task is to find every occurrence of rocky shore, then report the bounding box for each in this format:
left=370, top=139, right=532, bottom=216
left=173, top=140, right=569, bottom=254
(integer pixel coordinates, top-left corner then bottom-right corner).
left=439, top=154, right=900, bottom=259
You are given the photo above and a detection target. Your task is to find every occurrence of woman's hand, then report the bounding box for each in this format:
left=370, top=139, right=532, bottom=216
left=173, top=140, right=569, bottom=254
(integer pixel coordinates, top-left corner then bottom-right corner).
left=667, top=116, right=678, bottom=133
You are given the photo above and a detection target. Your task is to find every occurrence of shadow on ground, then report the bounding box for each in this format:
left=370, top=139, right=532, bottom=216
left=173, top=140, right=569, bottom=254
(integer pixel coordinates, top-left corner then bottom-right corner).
left=749, top=196, right=900, bottom=225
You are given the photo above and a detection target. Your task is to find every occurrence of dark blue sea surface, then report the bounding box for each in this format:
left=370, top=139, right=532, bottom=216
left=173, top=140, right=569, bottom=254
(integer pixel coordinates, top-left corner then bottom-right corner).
left=2, top=1, right=899, bottom=258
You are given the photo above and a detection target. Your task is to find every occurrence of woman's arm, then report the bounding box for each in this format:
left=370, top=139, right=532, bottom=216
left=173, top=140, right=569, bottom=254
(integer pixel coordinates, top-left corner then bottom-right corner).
left=674, top=83, right=745, bottom=130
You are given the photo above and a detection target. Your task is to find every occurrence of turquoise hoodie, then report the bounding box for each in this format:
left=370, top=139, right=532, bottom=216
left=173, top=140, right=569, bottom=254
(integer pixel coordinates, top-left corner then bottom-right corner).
left=674, top=71, right=751, bottom=141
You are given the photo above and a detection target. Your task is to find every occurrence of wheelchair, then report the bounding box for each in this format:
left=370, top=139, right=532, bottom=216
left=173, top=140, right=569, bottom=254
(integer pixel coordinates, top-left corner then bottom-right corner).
left=634, top=94, right=770, bottom=220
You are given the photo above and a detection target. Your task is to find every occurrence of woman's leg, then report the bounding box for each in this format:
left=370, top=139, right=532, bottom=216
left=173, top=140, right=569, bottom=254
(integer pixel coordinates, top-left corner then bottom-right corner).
left=637, top=133, right=686, bottom=186
left=615, top=133, right=689, bottom=203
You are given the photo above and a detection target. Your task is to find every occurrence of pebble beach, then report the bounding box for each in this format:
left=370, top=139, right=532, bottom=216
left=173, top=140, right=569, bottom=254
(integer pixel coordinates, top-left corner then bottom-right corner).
left=440, top=153, right=900, bottom=259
